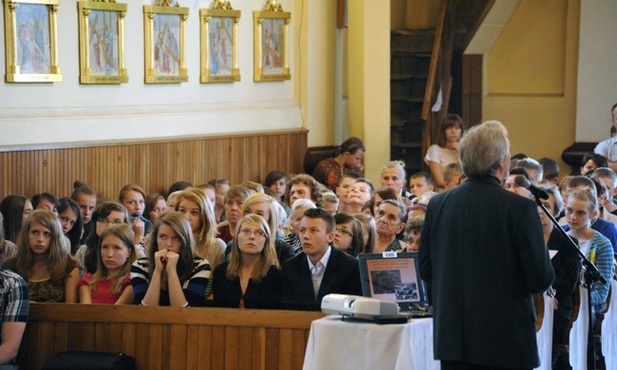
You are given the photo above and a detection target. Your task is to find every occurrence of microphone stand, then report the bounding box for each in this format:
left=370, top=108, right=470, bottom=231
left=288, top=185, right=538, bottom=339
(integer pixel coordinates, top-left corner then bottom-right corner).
left=535, top=198, right=606, bottom=370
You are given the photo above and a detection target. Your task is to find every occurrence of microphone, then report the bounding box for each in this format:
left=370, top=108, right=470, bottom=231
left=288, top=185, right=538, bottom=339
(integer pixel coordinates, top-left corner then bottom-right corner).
left=514, top=176, right=549, bottom=200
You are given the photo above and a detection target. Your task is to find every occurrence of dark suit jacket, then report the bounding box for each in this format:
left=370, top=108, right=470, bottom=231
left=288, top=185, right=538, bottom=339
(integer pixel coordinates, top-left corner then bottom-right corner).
left=282, top=246, right=362, bottom=311
left=212, top=261, right=283, bottom=309
left=419, top=176, right=555, bottom=368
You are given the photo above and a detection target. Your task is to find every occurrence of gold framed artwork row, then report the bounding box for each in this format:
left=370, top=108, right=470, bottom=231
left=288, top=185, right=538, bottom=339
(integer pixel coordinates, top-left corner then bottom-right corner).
left=3, top=0, right=291, bottom=84
left=77, top=0, right=128, bottom=84
left=3, top=0, right=62, bottom=83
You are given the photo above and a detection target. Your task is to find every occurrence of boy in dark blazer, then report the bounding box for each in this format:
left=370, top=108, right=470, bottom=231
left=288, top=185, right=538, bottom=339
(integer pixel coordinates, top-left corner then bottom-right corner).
left=282, top=208, right=362, bottom=311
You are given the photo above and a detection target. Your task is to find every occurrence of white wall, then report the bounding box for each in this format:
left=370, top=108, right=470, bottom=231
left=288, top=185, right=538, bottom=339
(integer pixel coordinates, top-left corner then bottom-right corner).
left=0, top=0, right=301, bottom=149
left=576, top=0, right=617, bottom=142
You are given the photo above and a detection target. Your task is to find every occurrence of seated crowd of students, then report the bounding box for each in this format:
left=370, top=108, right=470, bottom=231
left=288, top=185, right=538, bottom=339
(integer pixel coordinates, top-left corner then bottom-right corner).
left=0, top=133, right=616, bottom=368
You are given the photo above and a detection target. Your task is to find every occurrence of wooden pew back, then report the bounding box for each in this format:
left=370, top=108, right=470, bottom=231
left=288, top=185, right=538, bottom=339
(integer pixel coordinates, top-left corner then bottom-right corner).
left=18, top=304, right=324, bottom=370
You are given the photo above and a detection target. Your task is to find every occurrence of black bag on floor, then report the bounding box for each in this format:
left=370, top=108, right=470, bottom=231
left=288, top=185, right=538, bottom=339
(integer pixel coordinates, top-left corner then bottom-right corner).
left=42, top=351, right=135, bottom=370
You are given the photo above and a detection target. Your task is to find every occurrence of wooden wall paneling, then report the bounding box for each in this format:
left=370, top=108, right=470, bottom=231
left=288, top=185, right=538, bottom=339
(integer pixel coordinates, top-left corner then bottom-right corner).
left=291, top=329, right=308, bottom=370
left=0, top=130, right=307, bottom=200
left=237, top=327, right=254, bottom=369
left=109, top=322, right=125, bottom=353
left=135, top=323, right=151, bottom=369
left=39, top=322, right=56, bottom=366
left=197, top=325, right=213, bottom=370
left=95, top=322, right=110, bottom=351
left=148, top=324, right=164, bottom=370
left=277, top=328, right=293, bottom=370
left=52, top=321, right=68, bottom=354
left=185, top=325, right=201, bottom=370
left=224, top=326, right=240, bottom=370
left=211, top=326, right=226, bottom=369
left=169, top=324, right=188, bottom=370
left=265, top=327, right=280, bottom=370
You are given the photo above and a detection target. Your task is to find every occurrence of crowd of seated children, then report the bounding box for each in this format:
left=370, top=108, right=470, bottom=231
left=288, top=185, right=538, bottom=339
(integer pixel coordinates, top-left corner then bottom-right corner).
left=213, top=214, right=283, bottom=309
left=283, top=199, right=316, bottom=256
left=264, top=170, right=288, bottom=204
left=0, top=213, right=17, bottom=264
left=511, top=157, right=543, bottom=184
left=580, top=152, right=607, bottom=175
left=320, top=190, right=339, bottom=216
left=374, top=199, right=407, bottom=253
left=589, top=167, right=617, bottom=215
left=0, top=196, right=32, bottom=246
left=538, top=157, right=560, bottom=185
left=119, top=184, right=151, bottom=244
left=345, top=178, right=373, bottom=214
left=442, top=163, right=463, bottom=190
left=535, top=183, right=582, bottom=368
left=424, top=114, right=464, bottom=189
left=332, top=213, right=364, bottom=257
left=79, top=223, right=135, bottom=305
left=71, top=181, right=96, bottom=245
left=207, top=179, right=230, bottom=223
left=403, top=215, right=424, bottom=253
left=408, top=172, right=436, bottom=206
left=144, top=193, right=166, bottom=224
left=312, top=137, right=365, bottom=191
left=352, top=212, right=376, bottom=253
left=3, top=209, right=79, bottom=303
left=563, top=187, right=614, bottom=316
left=286, top=174, right=323, bottom=208
left=58, top=198, right=83, bottom=255
left=32, top=192, right=60, bottom=216
left=561, top=176, right=617, bottom=252
left=216, top=186, right=251, bottom=244
left=380, top=160, right=412, bottom=201
left=131, top=212, right=211, bottom=307
left=334, top=173, right=359, bottom=214
left=281, top=208, right=362, bottom=311
left=175, top=189, right=226, bottom=270
left=237, top=193, right=294, bottom=264
left=76, top=202, right=131, bottom=275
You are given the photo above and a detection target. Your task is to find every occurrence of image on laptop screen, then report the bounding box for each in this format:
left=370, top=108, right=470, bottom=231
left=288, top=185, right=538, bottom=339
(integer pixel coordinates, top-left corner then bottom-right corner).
left=358, top=252, right=429, bottom=311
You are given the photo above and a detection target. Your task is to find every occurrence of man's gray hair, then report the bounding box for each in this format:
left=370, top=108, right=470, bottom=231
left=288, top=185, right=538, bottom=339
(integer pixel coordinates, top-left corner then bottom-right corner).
left=460, top=120, right=510, bottom=178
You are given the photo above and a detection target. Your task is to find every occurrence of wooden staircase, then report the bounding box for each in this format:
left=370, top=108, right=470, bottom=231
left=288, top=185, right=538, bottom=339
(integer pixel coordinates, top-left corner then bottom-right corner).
left=390, top=0, right=494, bottom=176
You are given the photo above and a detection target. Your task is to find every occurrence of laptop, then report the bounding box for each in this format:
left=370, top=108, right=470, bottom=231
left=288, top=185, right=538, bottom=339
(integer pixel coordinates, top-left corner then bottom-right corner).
left=358, top=252, right=432, bottom=318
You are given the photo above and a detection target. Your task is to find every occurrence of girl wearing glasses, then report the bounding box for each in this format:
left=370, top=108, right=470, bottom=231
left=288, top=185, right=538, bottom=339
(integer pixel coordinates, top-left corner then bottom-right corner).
left=75, top=202, right=130, bottom=275
left=333, top=213, right=364, bottom=257
left=213, top=214, right=283, bottom=309
left=132, top=211, right=211, bottom=307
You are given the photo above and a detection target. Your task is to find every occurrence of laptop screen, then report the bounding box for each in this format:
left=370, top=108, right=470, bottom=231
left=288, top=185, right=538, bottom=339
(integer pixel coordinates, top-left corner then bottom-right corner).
left=358, top=252, right=429, bottom=311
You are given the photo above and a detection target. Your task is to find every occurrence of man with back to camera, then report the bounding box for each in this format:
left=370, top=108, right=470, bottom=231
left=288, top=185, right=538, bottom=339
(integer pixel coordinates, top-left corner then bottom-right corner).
left=281, top=208, right=362, bottom=311
left=0, top=266, right=29, bottom=369
left=419, top=120, right=555, bottom=370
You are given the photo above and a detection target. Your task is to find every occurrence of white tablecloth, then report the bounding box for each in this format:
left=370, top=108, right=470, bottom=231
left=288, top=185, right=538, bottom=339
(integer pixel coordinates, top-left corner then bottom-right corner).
left=601, top=279, right=617, bottom=370
left=303, top=315, right=440, bottom=370
left=536, top=294, right=555, bottom=370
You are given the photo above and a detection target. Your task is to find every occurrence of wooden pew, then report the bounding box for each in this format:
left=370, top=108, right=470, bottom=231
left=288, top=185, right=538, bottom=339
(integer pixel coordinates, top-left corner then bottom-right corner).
left=18, top=304, right=325, bottom=370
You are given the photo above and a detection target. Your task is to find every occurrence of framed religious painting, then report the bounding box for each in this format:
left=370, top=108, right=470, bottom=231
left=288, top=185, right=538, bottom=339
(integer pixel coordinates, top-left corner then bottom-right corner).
left=77, top=0, right=128, bottom=84
left=199, top=0, right=240, bottom=83
left=3, top=0, right=62, bottom=82
left=253, top=0, right=290, bottom=82
left=143, top=0, right=188, bottom=84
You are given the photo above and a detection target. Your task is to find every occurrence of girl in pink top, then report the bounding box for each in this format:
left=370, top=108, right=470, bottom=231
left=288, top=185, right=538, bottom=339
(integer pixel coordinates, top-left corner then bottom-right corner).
left=79, top=224, right=136, bottom=304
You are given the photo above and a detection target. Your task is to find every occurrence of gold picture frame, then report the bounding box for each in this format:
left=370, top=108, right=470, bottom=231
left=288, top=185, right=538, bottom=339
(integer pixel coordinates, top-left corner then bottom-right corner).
left=253, top=0, right=290, bottom=82
left=199, top=0, right=240, bottom=83
left=3, top=0, right=61, bottom=83
left=143, top=0, right=188, bottom=84
left=77, top=0, right=128, bottom=84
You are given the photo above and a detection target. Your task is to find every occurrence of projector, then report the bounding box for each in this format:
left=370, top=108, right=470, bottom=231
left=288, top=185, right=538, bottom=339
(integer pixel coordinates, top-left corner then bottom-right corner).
left=321, top=294, right=400, bottom=320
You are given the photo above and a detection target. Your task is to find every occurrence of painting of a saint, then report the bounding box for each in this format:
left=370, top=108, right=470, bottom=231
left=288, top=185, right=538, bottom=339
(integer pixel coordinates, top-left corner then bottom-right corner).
left=88, top=10, right=119, bottom=76
left=153, top=15, right=180, bottom=76
left=208, top=17, right=233, bottom=76
left=15, top=3, right=51, bottom=74
left=261, top=18, right=284, bottom=75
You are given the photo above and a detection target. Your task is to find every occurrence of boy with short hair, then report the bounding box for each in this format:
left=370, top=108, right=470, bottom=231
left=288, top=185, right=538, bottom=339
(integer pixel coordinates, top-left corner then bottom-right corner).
left=443, top=163, right=463, bottom=190
left=409, top=172, right=435, bottom=198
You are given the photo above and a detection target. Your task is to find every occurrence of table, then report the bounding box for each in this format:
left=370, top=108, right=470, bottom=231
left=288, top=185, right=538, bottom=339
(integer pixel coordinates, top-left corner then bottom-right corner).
left=303, top=294, right=555, bottom=370
left=303, top=316, right=439, bottom=370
